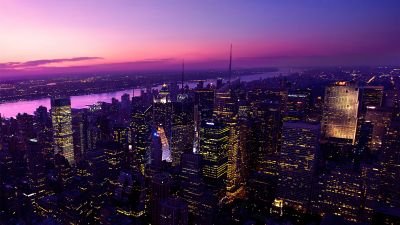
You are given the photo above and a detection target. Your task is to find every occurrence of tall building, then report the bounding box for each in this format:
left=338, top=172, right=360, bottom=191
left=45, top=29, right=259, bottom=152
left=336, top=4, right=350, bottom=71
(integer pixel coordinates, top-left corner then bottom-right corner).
left=151, top=173, right=172, bottom=225
left=246, top=102, right=283, bottom=213
left=193, top=88, right=215, bottom=153
left=51, top=97, right=75, bottom=166
left=114, top=170, right=146, bottom=220
left=194, top=89, right=214, bottom=120
left=214, top=90, right=236, bottom=119
left=180, top=152, right=203, bottom=216
left=313, top=166, right=367, bottom=223
left=252, top=103, right=282, bottom=176
left=101, top=141, right=124, bottom=183
left=153, top=84, right=173, bottom=161
left=170, top=102, right=194, bottom=166
left=380, top=119, right=400, bottom=209
left=364, top=107, right=391, bottom=152
left=275, top=122, right=320, bottom=213
left=72, top=110, right=88, bottom=163
left=285, top=89, right=312, bottom=121
left=130, top=106, right=151, bottom=174
left=159, top=197, right=189, bottom=225
left=226, top=118, right=248, bottom=202
left=34, top=106, right=49, bottom=127
left=121, top=93, right=131, bottom=111
left=360, top=86, right=384, bottom=114
left=322, top=82, right=359, bottom=144
left=26, top=139, right=47, bottom=200
left=199, top=121, right=229, bottom=201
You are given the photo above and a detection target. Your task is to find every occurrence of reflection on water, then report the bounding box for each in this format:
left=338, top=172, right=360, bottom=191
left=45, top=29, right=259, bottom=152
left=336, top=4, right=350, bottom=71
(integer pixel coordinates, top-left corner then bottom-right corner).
left=0, top=71, right=290, bottom=118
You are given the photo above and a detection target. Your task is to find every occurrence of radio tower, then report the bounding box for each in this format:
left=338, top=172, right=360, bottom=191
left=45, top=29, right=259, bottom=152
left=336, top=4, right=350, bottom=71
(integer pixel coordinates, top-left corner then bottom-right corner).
left=181, top=59, right=185, bottom=93
left=229, top=44, right=232, bottom=86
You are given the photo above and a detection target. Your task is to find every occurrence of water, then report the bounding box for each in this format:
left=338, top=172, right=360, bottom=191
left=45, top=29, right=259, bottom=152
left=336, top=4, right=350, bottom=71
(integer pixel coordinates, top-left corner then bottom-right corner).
left=0, top=70, right=291, bottom=118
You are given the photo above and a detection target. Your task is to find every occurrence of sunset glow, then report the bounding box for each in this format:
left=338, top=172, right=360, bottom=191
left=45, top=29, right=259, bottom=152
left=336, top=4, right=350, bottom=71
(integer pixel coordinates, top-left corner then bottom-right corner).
left=1, top=0, right=400, bottom=76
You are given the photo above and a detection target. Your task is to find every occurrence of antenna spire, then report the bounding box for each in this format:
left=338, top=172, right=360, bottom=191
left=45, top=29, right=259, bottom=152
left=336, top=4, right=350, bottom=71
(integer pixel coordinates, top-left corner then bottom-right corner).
left=229, top=44, right=232, bottom=85
left=181, top=59, right=185, bottom=92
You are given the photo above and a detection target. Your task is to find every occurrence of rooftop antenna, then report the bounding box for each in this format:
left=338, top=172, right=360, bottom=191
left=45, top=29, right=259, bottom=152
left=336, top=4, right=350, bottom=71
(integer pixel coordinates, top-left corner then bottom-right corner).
left=229, top=44, right=232, bottom=86
left=181, top=59, right=185, bottom=93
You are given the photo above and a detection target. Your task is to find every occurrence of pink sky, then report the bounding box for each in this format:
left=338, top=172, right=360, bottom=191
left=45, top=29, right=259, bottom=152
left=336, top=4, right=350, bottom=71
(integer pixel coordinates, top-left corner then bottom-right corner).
left=1, top=0, right=399, bottom=76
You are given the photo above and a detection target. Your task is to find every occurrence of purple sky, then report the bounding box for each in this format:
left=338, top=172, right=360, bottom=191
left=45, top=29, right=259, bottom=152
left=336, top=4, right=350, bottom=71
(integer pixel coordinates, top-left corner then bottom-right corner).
left=1, top=0, right=400, bottom=76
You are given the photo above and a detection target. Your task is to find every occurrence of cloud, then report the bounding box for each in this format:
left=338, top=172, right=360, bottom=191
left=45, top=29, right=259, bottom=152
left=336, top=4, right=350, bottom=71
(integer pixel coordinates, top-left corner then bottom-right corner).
left=0, top=57, right=103, bottom=69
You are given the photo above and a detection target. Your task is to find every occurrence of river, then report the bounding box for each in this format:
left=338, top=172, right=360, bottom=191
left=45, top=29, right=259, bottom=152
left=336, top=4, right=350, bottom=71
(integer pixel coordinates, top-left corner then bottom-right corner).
left=0, top=70, right=293, bottom=118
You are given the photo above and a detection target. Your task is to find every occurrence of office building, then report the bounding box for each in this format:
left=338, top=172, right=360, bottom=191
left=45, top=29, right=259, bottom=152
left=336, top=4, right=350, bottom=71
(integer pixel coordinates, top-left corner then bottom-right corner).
left=322, top=82, right=359, bottom=144
left=51, top=97, right=75, bottom=166
left=275, top=122, right=320, bottom=213
left=199, top=121, right=229, bottom=200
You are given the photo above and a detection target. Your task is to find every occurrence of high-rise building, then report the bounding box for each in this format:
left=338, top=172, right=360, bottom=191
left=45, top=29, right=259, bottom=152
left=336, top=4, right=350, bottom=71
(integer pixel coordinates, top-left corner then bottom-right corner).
left=72, top=110, right=88, bottom=163
left=170, top=102, right=194, bottom=166
left=226, top=118, right=248, bottom=202
left=275, top=122, right=320, bottom=213
left=159, top=197, right=189, bottom=225
left=312, top=166, right=367, bottom=223
left=114, top=170, right=146, bottom=220
left=26, top=139, right=47, bottom=200
left=246, top=101, right=283, bottom=213
left=199, top=121, right=229, bottom=200
left=154, top=84, right=171, bottom=104
left=252, top=103, right=282, bottom=176
left=34, top=106, right=49, bottom=127
left=51, top=97, right=75, bottom=166
left=180, top=152, right=203, bottom=216
left=360, top=86, right=384, bottom=114
left=214, top=86, right=236, bottom=119
left=151, top=173, right=172, bottom=225
left=322, top=82, right=359, bottom=144
left=193, top=88, right=215, bottom=153
left=194, top=89, right=214, bottom=120
left=121, top=93, right=131, bottom=111
left=130, top=107, right=151, bottom=174
left=102, top=141, right=124, bottom=181
left=380, top=119, right=400, bottom=209
left=285, top=89, right=312, bottom=121
left=364, top=107, right=391, bottom=152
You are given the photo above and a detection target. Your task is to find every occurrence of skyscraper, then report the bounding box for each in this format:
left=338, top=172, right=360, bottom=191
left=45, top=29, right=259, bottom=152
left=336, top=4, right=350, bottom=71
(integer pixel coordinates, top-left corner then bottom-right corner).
left=360, top=86, right=384, bottom=114
left=364, top=107, right=391, bottom=152
left=151, top=173, right=172, bottom=225
left=313, top=166, right=367, bottom=223
left=130, top=106, right=151, bottom=174
left=171, top=102, right=194, bottom=166
left=322, top=82, right=359, bottom=144
left=159, top=197, right=189, bottom=225
left=180, top=152, right=203, bottom=216
left=226, top=118, right=248, bottom=202
left=51, top=97, right=75, bottom=166
left=275, top=122, right=320, bottom=213
left=114, top=170, right=146, bottom=220
left=194, top=89, right=214, bottom=120
left=199, top=121, right=229, bottom=200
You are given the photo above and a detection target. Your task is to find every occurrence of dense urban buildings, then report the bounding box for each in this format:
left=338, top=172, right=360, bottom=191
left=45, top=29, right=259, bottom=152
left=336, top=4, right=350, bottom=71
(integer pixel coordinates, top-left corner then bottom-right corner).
left=1, top=66, right=400, bottom=225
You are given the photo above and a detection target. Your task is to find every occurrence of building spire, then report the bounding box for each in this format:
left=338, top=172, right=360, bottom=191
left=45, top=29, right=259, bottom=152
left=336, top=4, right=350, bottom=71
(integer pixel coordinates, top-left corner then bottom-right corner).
left=229, top=44, right=232, bottom=85
left=181, top=59, right=185, bottom=93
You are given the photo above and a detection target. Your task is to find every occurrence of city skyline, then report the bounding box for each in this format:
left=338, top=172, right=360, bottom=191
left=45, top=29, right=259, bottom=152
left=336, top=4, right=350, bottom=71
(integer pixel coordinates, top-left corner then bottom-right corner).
left=1, top=2, right=400, bottom=225
left=1, top=0, right=400, bottom=77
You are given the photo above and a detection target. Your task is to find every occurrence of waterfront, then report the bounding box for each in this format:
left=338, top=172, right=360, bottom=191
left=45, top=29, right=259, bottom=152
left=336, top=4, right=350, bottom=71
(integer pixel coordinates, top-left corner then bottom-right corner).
left=0, top=71, right=290, bottom=118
